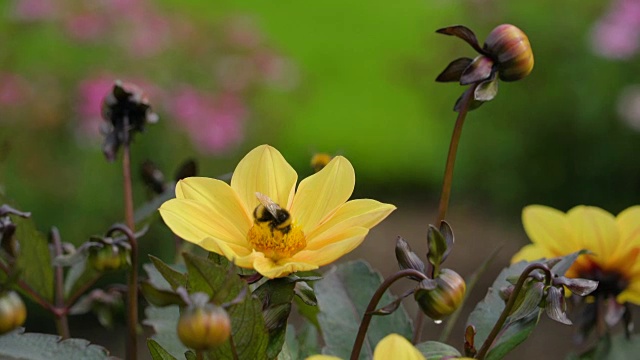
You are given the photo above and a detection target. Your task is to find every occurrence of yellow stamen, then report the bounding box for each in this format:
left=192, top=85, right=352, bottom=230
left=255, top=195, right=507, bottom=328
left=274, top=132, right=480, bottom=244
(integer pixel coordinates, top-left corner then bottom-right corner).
left=247, top=222, right=306, bottom=261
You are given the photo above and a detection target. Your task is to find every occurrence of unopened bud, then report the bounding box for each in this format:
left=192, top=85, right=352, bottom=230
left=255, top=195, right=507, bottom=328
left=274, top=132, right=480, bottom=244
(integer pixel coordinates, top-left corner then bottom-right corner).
left=88, top=243, right=131, bottom=272
left=414, top=268, right=466, bottom=320
left=177, top=304, right=231, bottom=350
left=0, top=291, right=26, bottom=334
left=483, top=24, right=534, bottom=82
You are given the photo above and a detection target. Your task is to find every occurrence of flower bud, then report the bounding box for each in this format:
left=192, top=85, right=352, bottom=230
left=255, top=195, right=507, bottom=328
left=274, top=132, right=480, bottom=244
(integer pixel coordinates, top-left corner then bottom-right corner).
left=414, top=268, right=466, bottom=320
left=177, top=304, right=231, bottom=350
left=88, top=244, right=131, bottom=272
left=0, top=291, right=27, bottom=334
left=484, top=24, right=534, bottom=82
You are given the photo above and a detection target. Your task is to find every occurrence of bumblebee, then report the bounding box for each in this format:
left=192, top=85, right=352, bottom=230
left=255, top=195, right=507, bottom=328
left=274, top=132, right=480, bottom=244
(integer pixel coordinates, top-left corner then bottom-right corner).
left=253, top=192, right=292, bottom=233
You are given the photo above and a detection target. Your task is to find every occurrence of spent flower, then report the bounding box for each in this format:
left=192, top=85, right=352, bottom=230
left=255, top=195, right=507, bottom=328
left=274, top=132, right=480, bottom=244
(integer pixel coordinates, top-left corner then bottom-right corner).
left=159, top=145, right=395, bottom=278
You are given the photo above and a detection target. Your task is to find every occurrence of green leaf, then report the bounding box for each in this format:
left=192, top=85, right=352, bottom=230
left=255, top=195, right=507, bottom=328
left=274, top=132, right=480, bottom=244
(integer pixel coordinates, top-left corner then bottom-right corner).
left=182, top=254, right=269, bottom=360
left=466, top=261, right=533, bottom=359
left=143, top=305, right=189, bottom=359
left=140, top=281, right=186, bottom=307
left=0, top=328, right=113, bottom=359
left=315, top=260, right=412, bottom=360
left=147, top=338, right=178, bottom=360
left=9, top=212, right=55, bottom=303
left=282, top=323, right=319, bottom=360
left=148, top=255, right=187, bottom=290
left=415, top=341, right=461, bottom=359
left=254, top=279, right=296, bottom=360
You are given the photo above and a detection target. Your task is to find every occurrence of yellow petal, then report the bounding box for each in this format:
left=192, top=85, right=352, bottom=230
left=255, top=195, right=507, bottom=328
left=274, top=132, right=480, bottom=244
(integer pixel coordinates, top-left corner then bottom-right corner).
left=252, top=256, right=319, bottom=279
left=231, top=145, right=297, bottom=212
left=293, top=227, right=368, bottom=265
left=199, top=237, right=256, bottom=268
left=373, top=334, right=425, bottom=360
left=306, top=199, right=395, bottom=246
left=174, top=177, right=252, bottom=238
left=522, top=205, right=574, bottom=256
left=613, top=206, right=640, bottom=263
left=305, top=356, right=342, bottom=360
left=159, top=199, right=252, bottom=250
left=290, top=156, right=355, bottom=234
left=617, top=281, right=640, bottom=305
left=567, top=205, right=619, bottom=264
left=511, top=244, right=549, bottom=264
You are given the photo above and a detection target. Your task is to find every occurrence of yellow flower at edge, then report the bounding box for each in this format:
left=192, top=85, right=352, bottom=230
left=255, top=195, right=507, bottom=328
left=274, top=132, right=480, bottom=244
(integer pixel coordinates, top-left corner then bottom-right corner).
left=306, top=333, right=426, bottom=360
left=512, top=205, right=640, bottom=304
left=159, top=145, right=396, bottom=279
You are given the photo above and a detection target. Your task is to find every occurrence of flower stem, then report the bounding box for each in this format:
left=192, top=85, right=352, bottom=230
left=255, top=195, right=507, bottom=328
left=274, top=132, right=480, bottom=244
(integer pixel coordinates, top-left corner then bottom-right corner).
left=413, top=84, right=478, bottom=344
left=119, top=114, right=138, bottom=360
left=475, top=263, right=551, bottom=359
left=350, top=269, right=428, bottom=360
left=50, top=227, right=70, bottom=339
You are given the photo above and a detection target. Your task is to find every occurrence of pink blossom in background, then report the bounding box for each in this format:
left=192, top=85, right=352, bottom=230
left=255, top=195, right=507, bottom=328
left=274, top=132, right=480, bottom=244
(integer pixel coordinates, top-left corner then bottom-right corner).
left=225, top=17, right=262, bottom=50
left=64, top=11, right=110, bottom=42
left=591, top=0, right=640, bottom=59
left=124, top=12, right=172, bottom=58
left=11, top=0, right=58, bottom=21
left=169, top=88, right=247, bottom=154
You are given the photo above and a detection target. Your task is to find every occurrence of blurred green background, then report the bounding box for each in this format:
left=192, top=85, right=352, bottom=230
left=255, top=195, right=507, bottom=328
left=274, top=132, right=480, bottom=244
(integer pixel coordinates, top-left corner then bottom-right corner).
left=3, top=0, right=639, bottom=244
left=1, top=0, right=639, bottom=357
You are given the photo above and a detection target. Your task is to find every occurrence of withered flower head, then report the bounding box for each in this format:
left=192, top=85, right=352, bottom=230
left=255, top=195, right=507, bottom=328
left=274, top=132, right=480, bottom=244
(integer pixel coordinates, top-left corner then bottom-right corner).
left=101, top=80, right=158, bottom=161
left=436, top=24, right=534, bottom=111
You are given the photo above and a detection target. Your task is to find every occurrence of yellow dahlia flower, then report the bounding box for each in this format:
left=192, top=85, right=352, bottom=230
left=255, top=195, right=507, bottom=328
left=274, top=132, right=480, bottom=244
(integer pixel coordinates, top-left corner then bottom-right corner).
left=306, top=333, right=426, bottom=360
left=159, top=145, right=395, bottom=279
left=512, top=205, right=640, bottom=304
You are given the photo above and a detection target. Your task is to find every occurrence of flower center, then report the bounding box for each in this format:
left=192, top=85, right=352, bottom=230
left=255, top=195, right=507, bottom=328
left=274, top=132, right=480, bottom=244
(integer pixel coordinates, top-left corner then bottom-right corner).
left=247, top=219, right=306, bottom=261
left=578, top=262, right=628, bottom=298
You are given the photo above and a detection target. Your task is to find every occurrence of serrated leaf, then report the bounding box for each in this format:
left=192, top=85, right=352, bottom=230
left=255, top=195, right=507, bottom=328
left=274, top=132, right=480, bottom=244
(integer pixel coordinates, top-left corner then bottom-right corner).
left=9, top=211, right=55, bottom=302
left=0, top=328, right=114, bottom=359
left=315, top=260, right=412, bottom=360
left=148, top=255, right=187, bottom=290
left=254, top=279, right=296, bottom=359
left=182, top=254, right=269, bottom=360
left=147, top=338, right=178, bottom=360
left=415, top=341, right=461, bottom=359
left=144, top=305, right=189, bottom=359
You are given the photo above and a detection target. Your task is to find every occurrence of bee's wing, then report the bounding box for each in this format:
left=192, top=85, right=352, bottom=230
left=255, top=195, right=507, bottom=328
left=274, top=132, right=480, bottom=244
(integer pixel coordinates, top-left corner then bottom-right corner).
left=255, top=192, right=282, bottom=218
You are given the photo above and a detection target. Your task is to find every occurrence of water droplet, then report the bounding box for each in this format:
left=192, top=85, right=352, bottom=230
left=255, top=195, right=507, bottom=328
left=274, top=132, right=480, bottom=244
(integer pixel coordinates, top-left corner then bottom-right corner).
left=434, top=319, right=443, bottom=325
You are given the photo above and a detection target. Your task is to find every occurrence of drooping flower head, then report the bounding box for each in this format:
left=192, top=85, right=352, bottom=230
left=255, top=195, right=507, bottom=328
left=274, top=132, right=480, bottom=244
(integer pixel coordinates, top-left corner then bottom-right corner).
left=159, top=145, right=395, bottom=279
left=512, top=205, right=640, bottom=338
